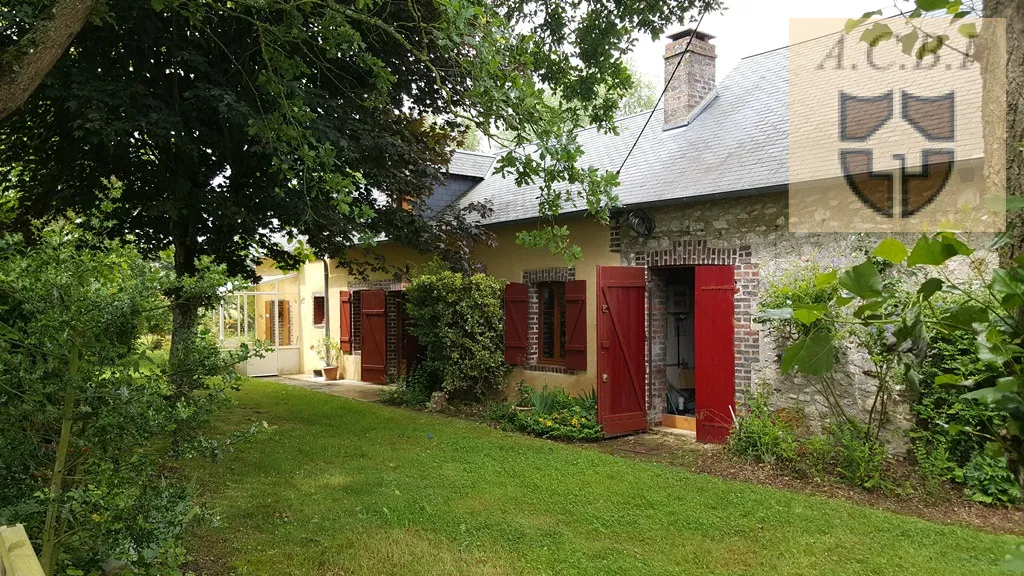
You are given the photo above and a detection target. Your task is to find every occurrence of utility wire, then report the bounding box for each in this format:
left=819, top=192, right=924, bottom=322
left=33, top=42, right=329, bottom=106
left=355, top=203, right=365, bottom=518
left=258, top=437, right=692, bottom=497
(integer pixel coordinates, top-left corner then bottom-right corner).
left=615, top=11, right=706, bottom=176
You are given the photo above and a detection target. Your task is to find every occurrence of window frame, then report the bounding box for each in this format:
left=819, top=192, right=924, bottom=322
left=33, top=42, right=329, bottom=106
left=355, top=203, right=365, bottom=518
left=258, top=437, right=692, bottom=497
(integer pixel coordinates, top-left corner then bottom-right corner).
left=312, top=294, right=326, bottom=327
left=537, top=281, right=566, bottom=365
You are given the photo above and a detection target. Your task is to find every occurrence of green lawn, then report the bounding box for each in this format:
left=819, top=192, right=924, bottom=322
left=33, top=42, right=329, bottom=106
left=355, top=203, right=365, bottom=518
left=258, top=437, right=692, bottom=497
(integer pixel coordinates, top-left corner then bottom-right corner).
left=187, top=379, right=1021, bottom=576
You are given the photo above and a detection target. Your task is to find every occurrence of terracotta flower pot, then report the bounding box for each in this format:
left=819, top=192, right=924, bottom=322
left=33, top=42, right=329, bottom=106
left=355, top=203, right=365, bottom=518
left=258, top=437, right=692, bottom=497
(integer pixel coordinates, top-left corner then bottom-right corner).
left=323, top=366, right=340, bottom=381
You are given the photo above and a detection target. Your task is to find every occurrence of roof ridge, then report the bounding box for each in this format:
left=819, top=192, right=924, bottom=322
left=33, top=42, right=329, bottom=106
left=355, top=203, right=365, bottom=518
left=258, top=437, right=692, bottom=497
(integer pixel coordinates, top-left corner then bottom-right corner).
left=740, top=12, right=904, bottom=61
left=452, top=149, right=495, bottom=159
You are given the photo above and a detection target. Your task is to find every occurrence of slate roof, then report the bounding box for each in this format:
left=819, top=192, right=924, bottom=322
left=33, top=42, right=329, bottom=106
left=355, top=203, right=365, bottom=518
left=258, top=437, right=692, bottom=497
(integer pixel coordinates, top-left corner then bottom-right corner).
left=453, top=24, right=985, bottom=226
left=457, top=46, right=791, bottom=224
left=446, top=150, right=496, bottom=179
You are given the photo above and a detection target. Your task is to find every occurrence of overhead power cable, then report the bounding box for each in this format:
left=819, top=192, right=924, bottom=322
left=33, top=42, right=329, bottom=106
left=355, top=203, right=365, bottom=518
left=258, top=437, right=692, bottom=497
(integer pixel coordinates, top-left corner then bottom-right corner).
left=615, top=11, right=706, bottom=176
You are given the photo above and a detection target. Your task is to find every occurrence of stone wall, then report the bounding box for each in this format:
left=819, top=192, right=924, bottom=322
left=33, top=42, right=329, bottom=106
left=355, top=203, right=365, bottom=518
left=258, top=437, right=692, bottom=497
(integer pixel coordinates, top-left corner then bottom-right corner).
left=619, top=190, right=996, bottom=449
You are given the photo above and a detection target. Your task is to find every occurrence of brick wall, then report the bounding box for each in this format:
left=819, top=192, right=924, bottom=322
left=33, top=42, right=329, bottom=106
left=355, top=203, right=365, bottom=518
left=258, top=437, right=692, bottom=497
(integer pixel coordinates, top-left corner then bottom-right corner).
left=348, top=279, right=407, bottom=356
left=521, top=267, right=577, bottom=375
left=386, top=291, right=401, bottom=377
left=663, top=30, right=716, bottom=129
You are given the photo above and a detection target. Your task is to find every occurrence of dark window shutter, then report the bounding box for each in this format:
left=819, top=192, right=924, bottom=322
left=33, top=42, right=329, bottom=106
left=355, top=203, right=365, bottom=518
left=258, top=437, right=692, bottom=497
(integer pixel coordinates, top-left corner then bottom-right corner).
left=564, top=280, right=587, bottom=371
left=504, top=283, right=528, bottom=365
left=312, top=295, right=325, bottom=325
left=339, top=291, right=352, bottom=352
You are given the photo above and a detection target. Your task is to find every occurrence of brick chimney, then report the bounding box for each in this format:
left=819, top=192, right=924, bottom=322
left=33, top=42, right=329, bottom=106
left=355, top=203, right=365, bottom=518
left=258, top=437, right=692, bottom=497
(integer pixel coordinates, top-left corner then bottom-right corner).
left=663, top=29, right=716, bottom=130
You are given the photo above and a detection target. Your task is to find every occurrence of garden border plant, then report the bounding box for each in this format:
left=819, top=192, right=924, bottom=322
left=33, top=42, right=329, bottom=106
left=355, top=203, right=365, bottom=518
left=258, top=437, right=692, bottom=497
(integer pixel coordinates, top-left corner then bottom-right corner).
left=760, top=232, right=1024, bottom=505
left=486, top=383, right=603, bottom=442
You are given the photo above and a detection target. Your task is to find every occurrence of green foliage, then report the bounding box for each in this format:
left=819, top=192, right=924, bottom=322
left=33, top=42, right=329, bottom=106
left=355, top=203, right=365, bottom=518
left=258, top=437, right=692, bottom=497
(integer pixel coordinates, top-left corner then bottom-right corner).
left=405, top=269, right=510, bottom=399
left=794, top=435, right=836, bottom=480
left=828, top=422, right=888, bottom=491
left=527, top=385, right=569, bottom=415
left=0, top=216, right=257, bottom=575
left=769, top=233, right=1024, bottom=497
left=756, top=263, right=842, bottom=342
left=511, top=404, right=602, bottom=441
left=486, top=385, right=602, bottom=442
left=911, top=315, right=1002, bottom=487
left=575, top=387, right=598, bottom=413
left=2, top=0, right=724, bottom=282
left=380, top=369, right=436, bottom=408
left=959, top=455, right=1022, bottom=506
left=727, top=391, right=798, bottom=465
left=311, top=335, right=342, bottom=367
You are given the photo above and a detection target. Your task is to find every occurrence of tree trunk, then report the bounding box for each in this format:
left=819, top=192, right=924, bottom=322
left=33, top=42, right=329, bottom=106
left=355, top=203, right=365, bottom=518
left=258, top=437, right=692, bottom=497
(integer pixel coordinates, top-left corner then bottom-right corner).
left=0, top=0, right=97, bottom=120
left=167, top=226, right=200, bottom=401
left=988, top=0, right=1024, bottom=263
left=40, top=340, right=78, bottom=576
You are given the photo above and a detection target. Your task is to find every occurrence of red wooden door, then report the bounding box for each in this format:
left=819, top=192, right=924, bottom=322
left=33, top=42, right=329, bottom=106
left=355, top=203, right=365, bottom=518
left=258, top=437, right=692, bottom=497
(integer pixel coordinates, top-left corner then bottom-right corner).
left=694, top=266, right=736, bottom=444
left=597, top=266, right=647, bottom=437
left=360, top=290, right=387, bottom=384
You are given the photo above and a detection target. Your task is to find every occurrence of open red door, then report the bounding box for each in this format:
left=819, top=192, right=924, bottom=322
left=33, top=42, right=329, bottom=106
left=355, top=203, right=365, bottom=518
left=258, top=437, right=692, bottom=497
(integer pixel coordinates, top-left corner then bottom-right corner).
left=597, top=266, right=647, bottom=437
left=694, top=266, right=736, bottom=444
left=360, top=290, right=387, bottom=384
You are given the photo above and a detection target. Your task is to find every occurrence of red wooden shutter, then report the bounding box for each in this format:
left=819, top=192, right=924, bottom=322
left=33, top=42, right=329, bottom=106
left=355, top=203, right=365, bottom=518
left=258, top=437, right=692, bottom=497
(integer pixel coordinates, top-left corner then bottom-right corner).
left=694, top=266, right=736, bottom=444
left=312, top=295, right=325, bottom=326
left=564, top=280, right=587, bottom=371
left=360, top=290, right=387, bottom=383
left=596, top=266, right=647, bottom=437
left=339, top=291, right=352, bottom=352
left=504, top=283, right=528, bottom=365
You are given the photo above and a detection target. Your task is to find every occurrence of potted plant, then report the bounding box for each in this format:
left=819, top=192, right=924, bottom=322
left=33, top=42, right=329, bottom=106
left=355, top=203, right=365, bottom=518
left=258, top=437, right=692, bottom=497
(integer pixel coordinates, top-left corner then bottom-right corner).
left=312, top=336, right=342, bottom=381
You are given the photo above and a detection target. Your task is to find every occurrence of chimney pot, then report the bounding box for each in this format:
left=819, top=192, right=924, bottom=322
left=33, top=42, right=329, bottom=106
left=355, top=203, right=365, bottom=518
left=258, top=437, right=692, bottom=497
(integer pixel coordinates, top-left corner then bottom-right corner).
left=663, top=28, right=717, bottom=130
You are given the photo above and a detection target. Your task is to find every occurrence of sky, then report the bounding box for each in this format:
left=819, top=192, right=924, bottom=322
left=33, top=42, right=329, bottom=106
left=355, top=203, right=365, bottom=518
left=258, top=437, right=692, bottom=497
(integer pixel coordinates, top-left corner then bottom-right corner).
left=630, top=0, right=910, bottom=87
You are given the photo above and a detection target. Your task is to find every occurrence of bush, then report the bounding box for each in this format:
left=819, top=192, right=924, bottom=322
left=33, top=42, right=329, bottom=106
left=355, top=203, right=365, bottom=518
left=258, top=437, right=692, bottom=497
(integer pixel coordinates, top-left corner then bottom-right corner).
left=380, top=368, right=436, bottom=407
left=828, top=422, right=888, bottom=491
left=728, top=391, right=798, bottom=465
left=959, top=455, right=1022, bottom=506
left=405, top=267, right=510, bottom=399
left=794, top=435, right=835, bottom=480
left=911, top=314, right=1004, bottom=479
left=0, top=218, right=249, bottom=575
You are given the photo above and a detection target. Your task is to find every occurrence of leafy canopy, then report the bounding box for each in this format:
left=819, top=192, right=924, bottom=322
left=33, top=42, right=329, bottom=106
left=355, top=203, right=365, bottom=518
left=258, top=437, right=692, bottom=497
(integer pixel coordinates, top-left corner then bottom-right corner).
left=1, top=0, right=720, bottom=275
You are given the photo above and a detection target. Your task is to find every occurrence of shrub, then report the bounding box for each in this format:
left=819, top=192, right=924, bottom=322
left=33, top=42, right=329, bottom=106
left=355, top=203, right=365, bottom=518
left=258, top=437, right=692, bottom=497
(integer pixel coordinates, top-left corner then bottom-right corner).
left=911, top=312, right=1004, bottom=472
left=828, top=422, right=888, bottom=491
left=959, top=455, right=1023, bottom=506
left=794, top=435, right=835, bottom=480
left=405, top=267, right=510, bottom=399
left=0, top=218, right=248, bottom=575
left=380, top=368, right=436, bottom=407
left=914, top=441, right=959, bottom=496
left=728, top=391, right=798, bottom=465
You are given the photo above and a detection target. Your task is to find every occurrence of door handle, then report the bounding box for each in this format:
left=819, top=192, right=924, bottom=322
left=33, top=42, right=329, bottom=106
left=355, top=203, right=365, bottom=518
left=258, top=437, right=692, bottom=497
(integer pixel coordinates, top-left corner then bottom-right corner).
left=602, top=374, right=608, bottom=382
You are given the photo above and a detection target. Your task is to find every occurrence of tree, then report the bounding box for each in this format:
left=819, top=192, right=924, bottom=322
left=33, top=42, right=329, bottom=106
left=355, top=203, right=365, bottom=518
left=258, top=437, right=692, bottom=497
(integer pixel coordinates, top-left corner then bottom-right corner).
left=0, top=0, right=98, bottom=120
left=616, top=59, right=658, bottom=116
left=0, top=216, right=249, bottom=575
left=0, top=0, right=719, bottom=395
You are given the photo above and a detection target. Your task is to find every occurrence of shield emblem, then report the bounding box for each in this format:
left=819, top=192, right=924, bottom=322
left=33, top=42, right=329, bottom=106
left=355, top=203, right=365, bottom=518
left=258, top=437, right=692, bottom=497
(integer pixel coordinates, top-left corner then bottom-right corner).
left=839, top=90, right=955, bottom=218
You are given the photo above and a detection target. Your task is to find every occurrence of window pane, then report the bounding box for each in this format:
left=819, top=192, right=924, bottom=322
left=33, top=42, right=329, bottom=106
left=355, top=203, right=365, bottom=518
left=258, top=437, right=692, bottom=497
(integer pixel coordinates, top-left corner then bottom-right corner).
left=541, top=285, right=555, bottom=359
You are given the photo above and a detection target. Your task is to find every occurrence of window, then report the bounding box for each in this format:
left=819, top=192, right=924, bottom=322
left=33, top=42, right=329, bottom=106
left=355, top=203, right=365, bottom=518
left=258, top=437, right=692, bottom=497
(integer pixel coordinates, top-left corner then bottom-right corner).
left=312, top=294, right=325, bottom=326
left=538, top=282, right=566, bottom=363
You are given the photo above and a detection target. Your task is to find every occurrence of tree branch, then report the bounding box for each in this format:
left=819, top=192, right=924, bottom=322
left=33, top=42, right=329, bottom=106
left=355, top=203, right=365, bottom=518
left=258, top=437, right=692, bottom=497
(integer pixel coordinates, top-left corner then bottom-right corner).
left=0, top=0, right=97, bottom=120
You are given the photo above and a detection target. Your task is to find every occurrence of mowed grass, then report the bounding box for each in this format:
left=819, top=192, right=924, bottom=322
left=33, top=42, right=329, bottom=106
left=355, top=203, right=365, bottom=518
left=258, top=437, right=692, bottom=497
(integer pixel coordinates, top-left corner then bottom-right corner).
left=187, top=379, right=1021, bottom=576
